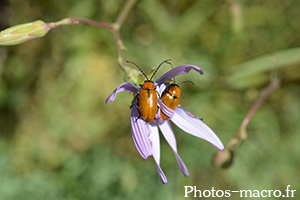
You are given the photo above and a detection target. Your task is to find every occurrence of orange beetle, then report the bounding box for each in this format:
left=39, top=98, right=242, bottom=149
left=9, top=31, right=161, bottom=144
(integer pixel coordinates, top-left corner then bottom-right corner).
left=160, top=81, right=193, bottom=120
left=160, top=83, right=181, bottom=121
left=127, top=59, right=171, bottom=123
left=138, top=80, right=157, bottom=122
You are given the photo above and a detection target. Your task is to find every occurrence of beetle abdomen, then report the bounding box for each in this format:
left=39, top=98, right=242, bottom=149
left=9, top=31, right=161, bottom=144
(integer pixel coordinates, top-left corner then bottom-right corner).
left=139, top=89, right=157, bottom=123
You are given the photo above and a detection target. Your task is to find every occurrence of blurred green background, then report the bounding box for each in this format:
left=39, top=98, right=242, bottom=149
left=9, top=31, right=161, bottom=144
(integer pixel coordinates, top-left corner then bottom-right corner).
left=0, top=0, right=300, bottom=199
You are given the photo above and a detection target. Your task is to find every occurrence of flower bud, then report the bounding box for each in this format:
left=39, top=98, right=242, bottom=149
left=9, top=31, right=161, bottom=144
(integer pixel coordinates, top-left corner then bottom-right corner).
left=0, top=20, right=49, bottom=45
left=212, top=148, right=234, bottom=169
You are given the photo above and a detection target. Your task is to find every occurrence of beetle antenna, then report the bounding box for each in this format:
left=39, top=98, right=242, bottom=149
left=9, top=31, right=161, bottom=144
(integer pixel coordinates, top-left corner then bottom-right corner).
left=126, top=61, right=148, bottom=80
left=167, top=60, right=175, bottom=83
left=166, top=60, right=173, bottom=69
left=166, top=60, right=176, bottom=83
left=150, top=59, right=172, bottom=81
left=177, top=80, right=194, bottom=86
left=162, top=59, right=175, bottom=83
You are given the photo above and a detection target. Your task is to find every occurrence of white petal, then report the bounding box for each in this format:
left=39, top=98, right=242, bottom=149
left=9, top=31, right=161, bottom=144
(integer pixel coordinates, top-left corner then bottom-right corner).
left=156, top=65, right=203, bottom=85
left=156, top=83, right=166, bottom=96
left=149, top=124, right=167, bottom=184
left=106, top=82, right=139, bottom=104
left=149, top=124, right=160, bottom=163
left=131, top=104, right=152, bottom=159
left=159, top=121, right=189, bottom=177
left=158, top=99, right=175, bottom=119
left=158, top=122, right=177, bottom=152
left=171, top=107, right=224, bottom=150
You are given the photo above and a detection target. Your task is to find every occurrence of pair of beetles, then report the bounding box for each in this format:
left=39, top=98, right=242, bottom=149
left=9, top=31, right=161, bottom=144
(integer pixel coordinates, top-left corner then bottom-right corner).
left=128, top=59, right=188, bottom=123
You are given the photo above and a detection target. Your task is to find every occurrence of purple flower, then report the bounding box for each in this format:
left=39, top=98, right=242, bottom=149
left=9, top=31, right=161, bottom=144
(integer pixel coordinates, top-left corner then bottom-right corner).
left=106, top=65, right=224, bottom=184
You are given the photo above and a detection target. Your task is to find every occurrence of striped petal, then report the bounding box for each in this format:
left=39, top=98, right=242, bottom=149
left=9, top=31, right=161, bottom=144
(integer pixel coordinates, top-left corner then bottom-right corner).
left=159, top=121, right=189, bottom=177
left=131, top=101, right=152, bottom=160
left=149, top=123, right=167, bottom=184
left=171, top=107, right=224, bottom=150
left=156, top=65, right=203, bottom=85
left=106, top=82, right=139, bottom=104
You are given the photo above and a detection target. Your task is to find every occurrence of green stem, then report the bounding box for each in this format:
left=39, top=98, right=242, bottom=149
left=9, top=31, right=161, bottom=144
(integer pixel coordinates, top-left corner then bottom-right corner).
left=113, top=29, right=127, bottom=72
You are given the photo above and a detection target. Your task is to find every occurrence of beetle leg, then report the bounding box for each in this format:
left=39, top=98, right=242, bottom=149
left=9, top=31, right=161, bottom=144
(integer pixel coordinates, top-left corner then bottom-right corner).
left=135, top=105, right=142, bottom=122
left=130, top=95, right=139, bottom=109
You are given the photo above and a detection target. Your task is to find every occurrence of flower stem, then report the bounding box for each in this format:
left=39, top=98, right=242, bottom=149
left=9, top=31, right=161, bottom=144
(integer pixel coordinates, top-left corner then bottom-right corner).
left=47, top=18, right=114, bottom=30
left=45, top=0, right=137, bottom=74
left=240, top=78, right=280, bottom=131
left=231, top=78, right=280, bottom=149
left=113, top=29, right=127, bottom=70
left=213, top=78, right=280, bottom=168
left=113, top=0, right=137, bottom=72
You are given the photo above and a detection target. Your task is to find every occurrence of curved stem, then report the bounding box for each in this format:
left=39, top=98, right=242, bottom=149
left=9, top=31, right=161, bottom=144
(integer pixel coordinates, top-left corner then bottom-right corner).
left=45, top=0, right=137, bottom=77
left=240, top=78, right=280, bottom=129
left=113, top=29, right=127, bottom=71
left=228, top=78, right=281, bottom=149
left=213, top=78, right=280, bottom=168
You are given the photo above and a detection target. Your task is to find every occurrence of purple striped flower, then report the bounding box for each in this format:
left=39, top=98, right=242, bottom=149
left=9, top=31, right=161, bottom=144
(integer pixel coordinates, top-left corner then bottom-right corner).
left=106, top=65, right=224, bottom=184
